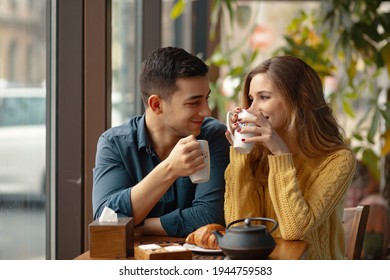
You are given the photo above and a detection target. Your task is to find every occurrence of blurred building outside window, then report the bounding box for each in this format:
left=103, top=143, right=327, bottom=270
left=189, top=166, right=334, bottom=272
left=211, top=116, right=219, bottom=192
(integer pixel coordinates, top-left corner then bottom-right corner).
left=111, top=0, right=137, bottom=127
left=0, top=0, right=47, bottom=260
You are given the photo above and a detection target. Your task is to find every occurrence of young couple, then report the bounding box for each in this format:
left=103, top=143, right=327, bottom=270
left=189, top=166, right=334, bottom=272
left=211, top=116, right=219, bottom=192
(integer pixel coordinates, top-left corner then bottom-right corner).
left=92, top=46, right=355, bottom=259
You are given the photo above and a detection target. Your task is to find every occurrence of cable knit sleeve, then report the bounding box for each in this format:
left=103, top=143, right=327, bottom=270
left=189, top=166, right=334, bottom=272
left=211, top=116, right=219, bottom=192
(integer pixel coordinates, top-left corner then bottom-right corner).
left=267, top=149, right=356, bottom=240
left=224, top=147, right=264, bottom=225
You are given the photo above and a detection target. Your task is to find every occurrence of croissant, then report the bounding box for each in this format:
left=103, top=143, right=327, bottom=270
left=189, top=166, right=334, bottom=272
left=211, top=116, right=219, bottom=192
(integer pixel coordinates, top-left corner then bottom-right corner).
left=185, top=223, right=225, bottom=250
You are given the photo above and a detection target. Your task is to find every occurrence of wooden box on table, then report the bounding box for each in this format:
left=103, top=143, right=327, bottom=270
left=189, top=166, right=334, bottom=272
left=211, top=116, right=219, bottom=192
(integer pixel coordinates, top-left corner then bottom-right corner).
left=135, top=243, right=192, bottom=260
left=89, top=217, right=134, bottom=258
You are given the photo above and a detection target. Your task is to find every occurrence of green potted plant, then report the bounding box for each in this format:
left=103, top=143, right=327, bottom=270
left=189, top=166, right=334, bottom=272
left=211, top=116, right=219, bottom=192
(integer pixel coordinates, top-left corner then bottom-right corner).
left=171, top=0, right=390, bottom=204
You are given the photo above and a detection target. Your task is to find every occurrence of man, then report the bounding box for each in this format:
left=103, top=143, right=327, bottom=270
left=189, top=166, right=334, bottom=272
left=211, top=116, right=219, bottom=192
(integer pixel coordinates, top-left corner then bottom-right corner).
left=92, top=47, right=230, bottom=237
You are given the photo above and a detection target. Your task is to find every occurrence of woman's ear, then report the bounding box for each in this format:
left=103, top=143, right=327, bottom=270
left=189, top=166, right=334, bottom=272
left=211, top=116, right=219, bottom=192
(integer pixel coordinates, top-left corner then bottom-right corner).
left=148, top=95, right=163, bottom=114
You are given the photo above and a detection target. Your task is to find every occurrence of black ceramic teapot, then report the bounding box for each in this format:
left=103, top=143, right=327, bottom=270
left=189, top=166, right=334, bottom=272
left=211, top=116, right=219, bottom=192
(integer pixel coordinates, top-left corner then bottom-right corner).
left=213, top=217, right=278, bottom=260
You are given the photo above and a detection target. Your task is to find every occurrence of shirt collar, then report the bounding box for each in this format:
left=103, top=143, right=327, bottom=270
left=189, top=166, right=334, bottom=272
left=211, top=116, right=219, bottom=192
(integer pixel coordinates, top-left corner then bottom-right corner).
left=136, top=114, right=153, bottom=153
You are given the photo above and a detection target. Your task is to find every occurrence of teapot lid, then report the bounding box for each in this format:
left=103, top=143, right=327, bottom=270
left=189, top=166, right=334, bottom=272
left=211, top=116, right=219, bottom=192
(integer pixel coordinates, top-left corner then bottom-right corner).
left=228, top=218, right=266, bottom=232
left=227, top=217, right=278, bottom=234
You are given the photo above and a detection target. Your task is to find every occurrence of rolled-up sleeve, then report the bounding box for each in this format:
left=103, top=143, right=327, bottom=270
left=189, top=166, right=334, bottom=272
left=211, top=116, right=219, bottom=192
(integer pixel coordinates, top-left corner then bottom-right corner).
left=92, top=135, right=133, bottom=219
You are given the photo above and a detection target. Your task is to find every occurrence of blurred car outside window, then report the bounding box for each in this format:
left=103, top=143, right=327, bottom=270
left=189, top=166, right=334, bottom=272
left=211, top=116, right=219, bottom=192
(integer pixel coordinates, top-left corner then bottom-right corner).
left=0, top=87, right=46, bottom=200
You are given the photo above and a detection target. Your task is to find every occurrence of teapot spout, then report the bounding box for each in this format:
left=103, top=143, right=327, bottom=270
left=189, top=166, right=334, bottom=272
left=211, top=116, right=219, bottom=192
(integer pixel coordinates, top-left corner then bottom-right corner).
left=212, top=230, right=224, bottom=244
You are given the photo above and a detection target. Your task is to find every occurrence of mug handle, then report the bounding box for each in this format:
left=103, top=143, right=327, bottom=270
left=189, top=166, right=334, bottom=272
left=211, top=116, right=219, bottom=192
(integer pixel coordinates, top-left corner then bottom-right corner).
left=226, top=111, right=235, bottom=143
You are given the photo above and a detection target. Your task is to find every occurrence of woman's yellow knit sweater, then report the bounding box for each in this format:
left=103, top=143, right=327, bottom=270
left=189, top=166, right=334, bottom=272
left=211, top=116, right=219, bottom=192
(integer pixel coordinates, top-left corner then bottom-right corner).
left=224, top=148, right=356, bottom=260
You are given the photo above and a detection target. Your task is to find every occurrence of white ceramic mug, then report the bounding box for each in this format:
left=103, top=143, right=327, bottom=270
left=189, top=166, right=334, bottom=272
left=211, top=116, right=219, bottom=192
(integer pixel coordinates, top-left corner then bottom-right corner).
left=189, top=140, right=210, bottom=183
left=226, top=109, right=256, bottom=154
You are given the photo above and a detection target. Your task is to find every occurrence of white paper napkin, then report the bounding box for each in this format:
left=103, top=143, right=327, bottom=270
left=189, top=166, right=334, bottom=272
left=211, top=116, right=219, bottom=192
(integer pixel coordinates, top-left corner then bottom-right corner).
left=138, top=244, right=162, bottom=250
left=164, top=245, right=187, bottom=252
left=98, top=206, right=118, bottom=222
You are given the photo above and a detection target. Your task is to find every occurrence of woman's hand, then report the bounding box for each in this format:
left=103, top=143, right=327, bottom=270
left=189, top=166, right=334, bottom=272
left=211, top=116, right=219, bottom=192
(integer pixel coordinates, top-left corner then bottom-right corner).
left=238, top=109, right=290, bottom=155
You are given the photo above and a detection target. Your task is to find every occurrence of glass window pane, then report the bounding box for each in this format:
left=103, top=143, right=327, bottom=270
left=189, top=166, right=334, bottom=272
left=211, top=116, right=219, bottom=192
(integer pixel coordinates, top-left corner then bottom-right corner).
left=161, top=0, right=192, bottom=50
left=111, top=0, right=137, bottom=127
left=0, top=0, right=47, bottom=260
left=212, top=1, right=321, bottom=121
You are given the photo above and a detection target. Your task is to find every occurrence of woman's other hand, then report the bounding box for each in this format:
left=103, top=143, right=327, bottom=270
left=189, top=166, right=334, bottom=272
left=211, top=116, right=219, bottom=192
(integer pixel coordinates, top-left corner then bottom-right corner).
left=239, top=109, right=290, bottom=155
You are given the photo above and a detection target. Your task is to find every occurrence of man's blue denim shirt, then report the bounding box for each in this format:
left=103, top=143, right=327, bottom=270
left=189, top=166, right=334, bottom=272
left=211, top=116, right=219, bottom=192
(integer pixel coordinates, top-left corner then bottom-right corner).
left=92, top=114, right=230, bottom=237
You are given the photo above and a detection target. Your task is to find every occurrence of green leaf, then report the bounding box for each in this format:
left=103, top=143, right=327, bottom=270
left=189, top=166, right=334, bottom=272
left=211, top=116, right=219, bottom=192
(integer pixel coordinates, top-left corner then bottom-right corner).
left=346, top=59, right=357, bottom=81
left=170, top=0, right=185, bottom=20
left=381, top=129, right=390, bottom=156
left=380, top=109, right=390, bottom=129
left=367, top=109, right=380, bottom=144
left=210, top=0, right=222, bottom=40
left=224, top=0, right=236, bottom=24
left=361, top=148, right=380, bottom=182
left=342, top=100, right=355, bottom=118
left=249, top=49, right=259, bottom=63
left=229, top=66, right=244, bottom=76
left=352, top=132, right=363, bottom=141
left=352, top=146, right=362, bottom=154
left=344, top=92, right=359, bottom=99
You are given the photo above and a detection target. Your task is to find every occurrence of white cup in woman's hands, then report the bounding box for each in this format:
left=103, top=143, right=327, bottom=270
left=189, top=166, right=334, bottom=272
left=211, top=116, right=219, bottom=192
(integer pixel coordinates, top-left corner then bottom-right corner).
left=226, top=109, right=256, bottom=154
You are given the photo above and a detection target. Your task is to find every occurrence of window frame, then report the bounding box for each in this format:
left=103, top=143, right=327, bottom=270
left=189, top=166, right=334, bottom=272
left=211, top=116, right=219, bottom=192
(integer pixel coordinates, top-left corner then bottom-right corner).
left=54, top=0, right=162, bottom=259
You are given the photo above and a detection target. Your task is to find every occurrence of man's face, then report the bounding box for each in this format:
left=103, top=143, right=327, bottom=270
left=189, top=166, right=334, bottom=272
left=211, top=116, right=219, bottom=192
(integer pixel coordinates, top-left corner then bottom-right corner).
left=161, top=75, right=211, bottom=137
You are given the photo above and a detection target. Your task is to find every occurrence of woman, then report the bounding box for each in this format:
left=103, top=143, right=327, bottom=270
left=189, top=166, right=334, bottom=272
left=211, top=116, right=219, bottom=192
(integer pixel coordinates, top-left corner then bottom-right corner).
left=224, top=55, right=356, bottom=259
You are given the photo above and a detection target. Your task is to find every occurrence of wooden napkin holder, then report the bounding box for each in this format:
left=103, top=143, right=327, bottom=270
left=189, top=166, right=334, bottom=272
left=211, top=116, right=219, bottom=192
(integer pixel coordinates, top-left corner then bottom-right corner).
left=135, top=243, right=192, bottom=260
left=89, top=217, right=134, bottom=258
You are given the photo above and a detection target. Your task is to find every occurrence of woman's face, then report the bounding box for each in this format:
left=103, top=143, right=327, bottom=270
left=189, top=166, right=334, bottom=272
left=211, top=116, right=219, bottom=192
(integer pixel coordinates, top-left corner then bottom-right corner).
left=247, top=73, right=289, bottom=132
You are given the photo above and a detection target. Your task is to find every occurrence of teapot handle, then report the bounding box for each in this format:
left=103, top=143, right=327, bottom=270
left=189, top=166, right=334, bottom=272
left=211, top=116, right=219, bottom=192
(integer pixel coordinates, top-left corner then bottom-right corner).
left=227, top=217, right=279, bottom=234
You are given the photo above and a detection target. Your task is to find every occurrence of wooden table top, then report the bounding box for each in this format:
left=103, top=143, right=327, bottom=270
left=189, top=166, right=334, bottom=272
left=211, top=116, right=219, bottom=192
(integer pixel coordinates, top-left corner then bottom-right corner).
left=74, top=236, right=307, bottom=260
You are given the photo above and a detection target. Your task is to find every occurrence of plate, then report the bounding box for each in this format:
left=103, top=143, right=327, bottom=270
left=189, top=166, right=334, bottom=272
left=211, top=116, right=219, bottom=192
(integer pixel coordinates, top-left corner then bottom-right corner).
left=183, top=243, right=223, bottom=254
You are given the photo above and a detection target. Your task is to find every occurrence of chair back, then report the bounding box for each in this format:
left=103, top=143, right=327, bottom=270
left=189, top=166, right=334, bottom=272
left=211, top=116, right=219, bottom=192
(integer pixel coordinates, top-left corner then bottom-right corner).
left=342, top=205, right=370, bottom=260
left=363, top=204, right=390, bottom=259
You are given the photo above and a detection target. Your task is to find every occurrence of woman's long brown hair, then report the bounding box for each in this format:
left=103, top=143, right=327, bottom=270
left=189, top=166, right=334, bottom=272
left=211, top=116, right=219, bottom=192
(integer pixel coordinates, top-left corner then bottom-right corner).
left=240, top=56, right=348, bottom=182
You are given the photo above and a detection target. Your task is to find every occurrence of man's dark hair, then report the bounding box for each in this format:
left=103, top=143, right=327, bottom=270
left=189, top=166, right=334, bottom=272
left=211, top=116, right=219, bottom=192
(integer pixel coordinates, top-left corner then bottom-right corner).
left=138, top=46, right=209, bottom=106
